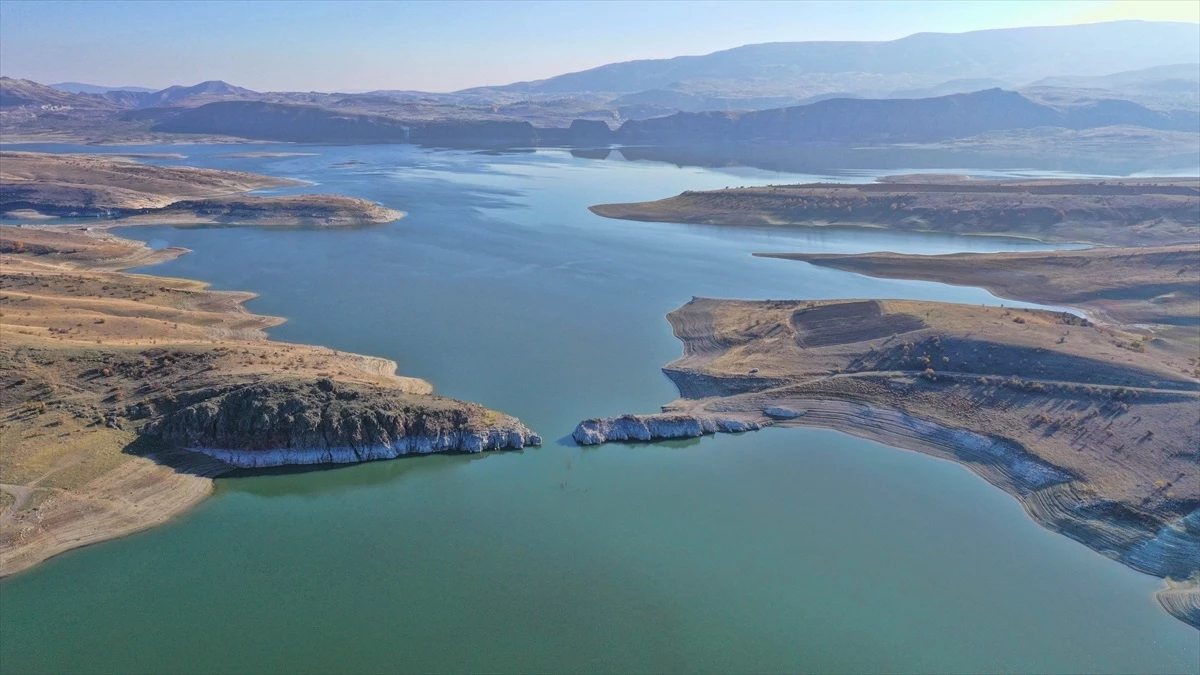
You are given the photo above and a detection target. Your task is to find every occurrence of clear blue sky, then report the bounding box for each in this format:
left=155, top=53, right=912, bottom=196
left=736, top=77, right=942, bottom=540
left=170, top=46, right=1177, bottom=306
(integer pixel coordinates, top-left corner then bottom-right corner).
left=1, top=0, right=1196, bottom=92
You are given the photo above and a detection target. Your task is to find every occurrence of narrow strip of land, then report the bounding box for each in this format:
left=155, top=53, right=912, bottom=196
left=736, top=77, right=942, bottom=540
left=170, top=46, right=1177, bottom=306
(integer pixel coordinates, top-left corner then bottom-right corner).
left=0, top=151, right=402, bottom=227
left=589, top=175, right=1200, bottom=246
left=757, top=245, right=1200, bottom=340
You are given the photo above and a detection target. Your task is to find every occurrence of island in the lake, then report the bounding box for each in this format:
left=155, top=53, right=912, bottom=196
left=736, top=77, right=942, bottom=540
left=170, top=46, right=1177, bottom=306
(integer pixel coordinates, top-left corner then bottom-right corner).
left=0, top=151, right=402, bottom=227
left=0, top=159, right=538, bottom=577
left=578, top=176, right=1200, bottom=629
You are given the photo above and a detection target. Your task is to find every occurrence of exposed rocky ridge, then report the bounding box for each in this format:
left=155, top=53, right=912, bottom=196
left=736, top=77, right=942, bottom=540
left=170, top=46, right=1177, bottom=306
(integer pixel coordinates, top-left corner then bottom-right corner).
left=148, top=378, right=540, bottom=467
left=572, top=413, right=762, bottom=445
left=0, top=207, right=534, bottom=576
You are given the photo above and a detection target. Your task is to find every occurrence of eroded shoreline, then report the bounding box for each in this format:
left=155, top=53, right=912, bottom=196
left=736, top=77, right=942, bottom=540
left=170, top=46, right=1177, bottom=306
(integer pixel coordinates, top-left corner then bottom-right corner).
left=574, top=296, right=1200, bottom=629
left=0, top=220, right=536, bottom=577
left=0, top=151, right=403, bottom=228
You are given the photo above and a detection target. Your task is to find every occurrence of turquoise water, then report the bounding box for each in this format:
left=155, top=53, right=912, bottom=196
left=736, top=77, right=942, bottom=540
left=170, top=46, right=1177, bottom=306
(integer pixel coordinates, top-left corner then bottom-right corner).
left=1, top=145, right=1196, bottom=673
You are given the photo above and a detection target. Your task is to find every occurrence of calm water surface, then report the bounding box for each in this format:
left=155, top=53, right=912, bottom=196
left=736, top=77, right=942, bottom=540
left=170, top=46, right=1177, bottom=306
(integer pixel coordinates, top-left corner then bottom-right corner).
left=1, top=144, right=1196, bottom=674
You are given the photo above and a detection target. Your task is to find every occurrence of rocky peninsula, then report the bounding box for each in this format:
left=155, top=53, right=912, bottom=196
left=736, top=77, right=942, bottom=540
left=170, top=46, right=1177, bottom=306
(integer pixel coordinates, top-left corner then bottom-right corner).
left=590, top=175, right=1200, bottom=247
left=575, top=293, right=1199, bottom=628
left=0, top=223, right=537, bottom=576
left=580, top=172, right=1200, bottom=628
left=0, top=151, right=402, bottom=227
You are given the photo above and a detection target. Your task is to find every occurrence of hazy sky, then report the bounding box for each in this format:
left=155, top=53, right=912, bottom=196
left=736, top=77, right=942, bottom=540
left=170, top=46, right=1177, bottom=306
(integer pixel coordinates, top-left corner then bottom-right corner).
left=1, top=0, right=1196, bottom=92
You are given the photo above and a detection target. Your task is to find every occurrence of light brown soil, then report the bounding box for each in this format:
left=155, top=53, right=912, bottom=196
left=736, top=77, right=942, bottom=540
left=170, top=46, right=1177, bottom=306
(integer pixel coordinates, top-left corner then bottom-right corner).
left=652, top=297, right=1200, bottom=628
left=759, top=245, right=1200, bottom=340
left=0, top=225, right=440, bottom=576
left=0, top=151, right=402, bottom=227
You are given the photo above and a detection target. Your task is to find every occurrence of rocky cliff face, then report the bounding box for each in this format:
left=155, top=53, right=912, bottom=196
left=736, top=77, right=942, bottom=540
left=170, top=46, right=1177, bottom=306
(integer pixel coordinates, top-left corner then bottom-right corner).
left=573, top=413, right=764, bottom=445
left=144, top=378, right=541, bottom=468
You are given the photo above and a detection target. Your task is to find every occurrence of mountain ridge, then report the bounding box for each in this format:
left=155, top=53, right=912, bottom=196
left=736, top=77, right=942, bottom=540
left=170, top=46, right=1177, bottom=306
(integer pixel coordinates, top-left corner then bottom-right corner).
left=472, top=21, right=1199, bottom=98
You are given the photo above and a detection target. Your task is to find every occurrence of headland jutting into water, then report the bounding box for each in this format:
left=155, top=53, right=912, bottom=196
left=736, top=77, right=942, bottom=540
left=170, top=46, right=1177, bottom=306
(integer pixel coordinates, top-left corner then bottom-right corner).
left=0, top=155, right=539, bottom=576
left=579, top=176, right=1200, bottom=628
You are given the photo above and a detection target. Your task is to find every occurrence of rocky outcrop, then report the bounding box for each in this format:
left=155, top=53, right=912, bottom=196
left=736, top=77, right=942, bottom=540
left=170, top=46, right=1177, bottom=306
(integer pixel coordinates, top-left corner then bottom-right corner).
left=145, top=378, right=541, bottom=468
left=572, top=413, right=764, bottom=445
left=566, top=119, right=614, bottom=144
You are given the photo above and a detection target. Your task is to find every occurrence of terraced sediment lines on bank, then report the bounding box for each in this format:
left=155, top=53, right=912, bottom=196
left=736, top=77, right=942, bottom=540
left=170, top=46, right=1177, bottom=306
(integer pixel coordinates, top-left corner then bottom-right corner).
left=0, top=151, right=403, bottom=227
left=574, top=296, right=1200, bottom=628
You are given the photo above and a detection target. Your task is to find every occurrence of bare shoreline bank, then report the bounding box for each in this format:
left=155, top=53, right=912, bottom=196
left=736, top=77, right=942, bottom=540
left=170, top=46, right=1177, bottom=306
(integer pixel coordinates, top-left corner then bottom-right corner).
left=0, top=212, right=530, bottom=576
left=574, top=296, right=1200, bottom=629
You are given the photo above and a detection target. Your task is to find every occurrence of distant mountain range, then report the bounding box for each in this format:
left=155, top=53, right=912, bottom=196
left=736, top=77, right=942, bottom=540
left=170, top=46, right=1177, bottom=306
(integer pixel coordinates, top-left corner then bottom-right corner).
left=119, top=88, right=1195, bottom=148
left=1, top=20, right=1197, bottom=153
left=0, top=77, right=122, bottom=109
left=2, top=77, right=259, bottom=110
left=618, top=89, right=1199, bottom=144
left=50, top=82, right=156, bottom=94
left=468, top=20, right=1199, bottom=109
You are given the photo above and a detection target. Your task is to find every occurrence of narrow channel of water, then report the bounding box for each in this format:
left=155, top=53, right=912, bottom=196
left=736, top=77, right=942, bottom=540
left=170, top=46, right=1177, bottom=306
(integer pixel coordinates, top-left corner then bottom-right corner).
left=1, top=144, right=1195, bottom=674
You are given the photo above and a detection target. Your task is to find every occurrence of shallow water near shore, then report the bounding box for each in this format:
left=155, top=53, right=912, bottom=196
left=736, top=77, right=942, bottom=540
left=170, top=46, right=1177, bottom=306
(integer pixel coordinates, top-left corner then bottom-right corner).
left=1, top=144, right=1196, bottom=673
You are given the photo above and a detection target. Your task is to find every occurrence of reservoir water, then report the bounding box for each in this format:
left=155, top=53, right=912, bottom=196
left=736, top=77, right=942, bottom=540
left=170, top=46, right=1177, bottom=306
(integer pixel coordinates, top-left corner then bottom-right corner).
left=1, top=144, right=1196, bottom=673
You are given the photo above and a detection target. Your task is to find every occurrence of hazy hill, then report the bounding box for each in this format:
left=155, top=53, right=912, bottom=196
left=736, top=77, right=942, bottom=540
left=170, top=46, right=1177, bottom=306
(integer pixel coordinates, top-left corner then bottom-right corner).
left=0, top=77, right=118, bottom=109
left=887, top=78, right=1015, bottom=99
left=127, top=86, right=1200, bottom=150
left=110, top=80, right=259, bottom=108
left=618, top=89, right=1199, bottom=144
left=1029, top=63, right=1200, bottom=89
left=147, top=100, right=538, bottom=145
left=479, top=21, right=1198, bottom=99
left=49, top=82, right=156, bottom=94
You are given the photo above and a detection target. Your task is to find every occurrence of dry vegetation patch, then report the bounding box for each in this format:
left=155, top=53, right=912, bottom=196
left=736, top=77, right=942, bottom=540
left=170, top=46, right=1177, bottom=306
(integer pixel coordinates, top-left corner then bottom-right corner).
left=1, top=225, right=520, bottom=576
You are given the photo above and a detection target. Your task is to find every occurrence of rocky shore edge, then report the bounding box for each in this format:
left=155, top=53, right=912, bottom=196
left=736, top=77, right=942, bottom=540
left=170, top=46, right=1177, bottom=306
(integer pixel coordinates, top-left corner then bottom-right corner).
left=572, top=401, right=1199, bottom=630
left=0, top=223, right=539, bottom=577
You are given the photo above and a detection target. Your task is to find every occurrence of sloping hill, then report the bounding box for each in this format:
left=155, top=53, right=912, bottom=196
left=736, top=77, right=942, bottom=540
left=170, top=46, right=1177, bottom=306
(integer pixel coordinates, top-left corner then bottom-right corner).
left=483, top=21, right=1198, bottom=96
left=1029, top=63, right=1200, bottom=89
left=0, top=77, right=118, bottom=110
left=135, top=80, right=257, bottom=107
left=617, top=89, right=1199, bottom=144
left=147, top=100, right=538, bottom=145
left=49, top=82, right=156, bottom=94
